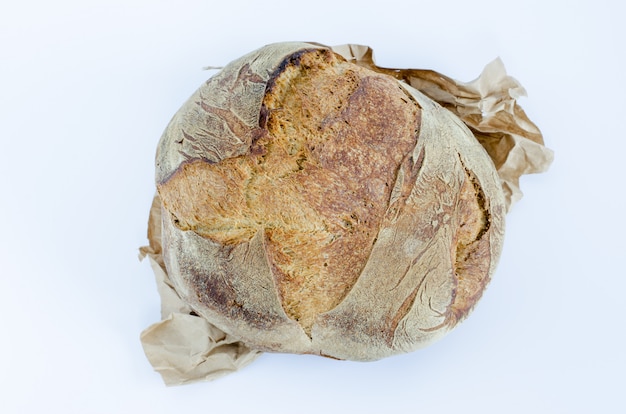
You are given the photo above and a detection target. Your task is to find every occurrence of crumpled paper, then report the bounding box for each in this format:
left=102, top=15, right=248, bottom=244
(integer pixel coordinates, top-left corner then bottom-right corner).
left=139, top=44, right=553, bottom=385
left=139, top=196, right=262, bottom=385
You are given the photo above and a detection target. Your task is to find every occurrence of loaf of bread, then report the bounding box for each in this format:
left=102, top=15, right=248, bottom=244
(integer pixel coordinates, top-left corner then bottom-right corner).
left=155, top=42, right=505, bottom=361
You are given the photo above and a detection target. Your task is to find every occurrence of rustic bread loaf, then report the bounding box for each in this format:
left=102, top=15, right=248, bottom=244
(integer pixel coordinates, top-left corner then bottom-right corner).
left=155, top=42, right=505, bottom=361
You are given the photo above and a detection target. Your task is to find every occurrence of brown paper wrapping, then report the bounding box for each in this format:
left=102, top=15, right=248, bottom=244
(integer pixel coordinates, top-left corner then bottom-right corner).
left=139, top=44, right=553, bottom=385
left=139, top=196, right=261, bottom=385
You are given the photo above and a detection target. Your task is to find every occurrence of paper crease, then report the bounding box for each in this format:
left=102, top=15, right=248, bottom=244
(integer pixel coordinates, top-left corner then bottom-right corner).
left=139, top=196, right=261, bottom=386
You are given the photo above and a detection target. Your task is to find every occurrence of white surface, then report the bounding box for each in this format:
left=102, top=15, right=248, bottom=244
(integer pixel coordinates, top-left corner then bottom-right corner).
left=1, top=1, right=623, bottom=413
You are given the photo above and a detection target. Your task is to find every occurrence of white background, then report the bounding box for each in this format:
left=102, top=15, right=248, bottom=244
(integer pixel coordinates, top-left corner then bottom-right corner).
left=1, top=0, right=624, bottom=413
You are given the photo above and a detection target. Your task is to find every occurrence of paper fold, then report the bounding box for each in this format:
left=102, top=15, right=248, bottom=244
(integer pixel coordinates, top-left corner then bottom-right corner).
left=139, top=196, right=261, bottom=386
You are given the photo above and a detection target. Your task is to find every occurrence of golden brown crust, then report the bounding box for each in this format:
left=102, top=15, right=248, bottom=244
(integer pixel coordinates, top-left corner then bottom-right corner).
left=263, top=50, right=421, bottom=333
left=155, top=42, right=506, bottom=360
left=159, top=49, right=420, bottom=334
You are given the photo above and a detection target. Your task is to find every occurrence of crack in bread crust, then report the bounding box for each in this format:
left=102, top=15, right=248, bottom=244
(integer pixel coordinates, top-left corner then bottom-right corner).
left=158, top=49, right=421, bottom=334
left=449, top=163, right=492, bottom=321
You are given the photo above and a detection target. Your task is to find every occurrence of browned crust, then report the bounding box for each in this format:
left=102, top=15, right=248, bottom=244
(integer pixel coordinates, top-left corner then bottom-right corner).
left=449, top=163, right=492, bottom=320
left=262, top=51, right=422, bottom=334
left=157, top=45, right=501, bottom=355
left=158, top=49, right=421, bottom=334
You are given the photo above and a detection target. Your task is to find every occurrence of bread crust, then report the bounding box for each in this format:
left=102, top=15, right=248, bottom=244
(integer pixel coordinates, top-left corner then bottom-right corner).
left=156, top=43, right=505, bottom=360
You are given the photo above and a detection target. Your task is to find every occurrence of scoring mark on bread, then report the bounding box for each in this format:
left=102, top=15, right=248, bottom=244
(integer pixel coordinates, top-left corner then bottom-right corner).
left=448, top=159, right=492, bottom=322
left=158, top=48, right=422, bottom=335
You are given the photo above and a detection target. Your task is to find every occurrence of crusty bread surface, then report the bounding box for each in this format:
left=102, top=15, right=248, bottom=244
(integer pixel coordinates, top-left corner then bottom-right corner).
left=159, top=50, right=422, bottom=334
left=156, top=43, right=504, bottom=359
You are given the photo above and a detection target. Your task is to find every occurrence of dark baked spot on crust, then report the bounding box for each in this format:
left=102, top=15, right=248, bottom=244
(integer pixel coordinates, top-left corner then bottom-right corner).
left=265, top=48, right=325, bottom=95
left=448, top=162, right=492, bottom=322
left=186, top=251, right=283, bottom=331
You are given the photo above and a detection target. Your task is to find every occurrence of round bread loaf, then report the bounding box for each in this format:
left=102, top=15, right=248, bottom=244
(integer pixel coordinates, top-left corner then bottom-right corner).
left=155, top=42, right=505, bottom=361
